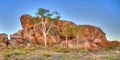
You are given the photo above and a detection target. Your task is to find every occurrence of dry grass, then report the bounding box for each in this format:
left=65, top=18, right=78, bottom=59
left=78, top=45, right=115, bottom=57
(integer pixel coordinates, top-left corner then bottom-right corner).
left=1, top=45, right=120, bottom=60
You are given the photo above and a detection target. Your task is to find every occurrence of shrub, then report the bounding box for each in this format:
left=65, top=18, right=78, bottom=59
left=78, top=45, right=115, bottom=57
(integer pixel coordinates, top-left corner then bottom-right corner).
left=55, top=46, right=70, bottom=53
left=105, top=54, right=116, bottom=60
left=2, top=46, right=35, bottom=59
left=44, top=53, right=52, bottom=57
left=79, top=49, right=88, bottom=53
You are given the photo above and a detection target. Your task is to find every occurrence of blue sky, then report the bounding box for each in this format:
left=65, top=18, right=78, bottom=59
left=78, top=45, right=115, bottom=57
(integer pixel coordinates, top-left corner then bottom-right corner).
left=0, top=0, right=120, bottom=40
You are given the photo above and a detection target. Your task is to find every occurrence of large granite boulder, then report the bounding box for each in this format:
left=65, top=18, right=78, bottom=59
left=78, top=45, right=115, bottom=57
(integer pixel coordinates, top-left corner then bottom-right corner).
left=20, top=14, right=33, bottom=29
left=9, top=30, right=24, bottom=47
left=10, top=30, right=23, bottom=39
left=0, top=33, right=8, bottom=43
left=60, top=25, right=114, bottom=50
left=9, top=14, right=120, bottom=51
left=79, top=25, right=108, bottom=48
left=0, top=43, right=7, bottom=51
left=55, top=20, right=76, bottom=27
left=0, top=33, right=8, bottom=50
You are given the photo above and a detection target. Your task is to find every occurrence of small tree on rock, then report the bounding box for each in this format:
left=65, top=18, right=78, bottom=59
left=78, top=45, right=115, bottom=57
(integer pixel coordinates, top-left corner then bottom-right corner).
left=36, top=8, right=60, bottom=46
left=72, top=25, right=84, bottom=47
left=60, top=23, right=73, bottom=48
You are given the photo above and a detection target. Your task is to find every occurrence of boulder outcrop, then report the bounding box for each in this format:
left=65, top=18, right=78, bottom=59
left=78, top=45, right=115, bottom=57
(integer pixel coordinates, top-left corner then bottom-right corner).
left=20, top=14, right=33, bottom=29
left=8, top=14, right=120, bottom=51
left=0, top=33, right=8, bottom=50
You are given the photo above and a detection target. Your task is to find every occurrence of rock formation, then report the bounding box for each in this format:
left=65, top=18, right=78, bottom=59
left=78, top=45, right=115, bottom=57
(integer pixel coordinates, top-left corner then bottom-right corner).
left=0, top=33, right=8, bottom=50
left=0, top=14, right=117, bottom=51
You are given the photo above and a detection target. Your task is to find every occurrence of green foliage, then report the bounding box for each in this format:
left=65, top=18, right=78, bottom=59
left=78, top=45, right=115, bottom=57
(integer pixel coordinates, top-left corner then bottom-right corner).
left=30, top=17, right=40, bottom=24
left=60, top=23, right=73, bottom=37
left=43, top=53, right=52, bottom=57
left=49, top=17, right=59, bottom=23
left=105, top=46, right=120, bottom=52
left=59, top=24, right=85, bottom=38
left=37, top=8, right=50, bottom=17
left=36, top=8, right=60, bottom=22
left=72, top=25, right=85, bottom=38
left=59, top=23, right=75, bottom=47
left=2, top=46, right=35, bottom=59
left=78, top=25, right=85, bottom=37
left=2, top=45, right=120, bottom=60
left=55, top=46, right=70, bottom=53
left=49, top=27, right=58, bottom=35
left=79, top=49, right=88, bottom=53
left=36, top=8, right=61, bottom=46
left=104, top=54, right=120, bottom=60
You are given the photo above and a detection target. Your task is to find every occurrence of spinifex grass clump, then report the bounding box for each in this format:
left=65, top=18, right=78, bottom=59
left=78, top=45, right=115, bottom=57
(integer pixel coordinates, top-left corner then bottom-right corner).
left=2, top=46, right=35, bottom=60
left=43, top=53, right=52, bottom=57
left=54, top=46, right=70, bottom=53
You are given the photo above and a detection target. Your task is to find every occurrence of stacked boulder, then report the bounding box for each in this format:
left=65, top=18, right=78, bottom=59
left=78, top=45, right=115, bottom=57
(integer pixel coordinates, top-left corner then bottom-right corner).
left=8, top=14, right=120, bottom=51
left=9, top=14, right=58, bottom=47
left=9, top=30, right=24, bottom=47
left=0, top=33, right=8, bottom=50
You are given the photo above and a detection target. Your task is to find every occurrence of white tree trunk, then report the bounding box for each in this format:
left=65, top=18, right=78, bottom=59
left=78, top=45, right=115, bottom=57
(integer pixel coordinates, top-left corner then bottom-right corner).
left=43, top=34, right=47, bottom=46
left=39, top=18, right=53, bottom=46
left=66, top=36, right=68, bottom=48
left=76, top=36, right=79, bottom=47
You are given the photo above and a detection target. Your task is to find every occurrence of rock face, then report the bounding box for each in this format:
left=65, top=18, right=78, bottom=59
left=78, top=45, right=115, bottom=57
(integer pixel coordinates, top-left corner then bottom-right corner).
left=67, top=25, right=120, bottom=50
left=79, top=25, right=108, bottom=49
left=10, top=14, right=60, bottom=46
left=9, top=30, right=24, bottom=47
left=0, top=33, right=8, bottom=50
left=9, top=14, right=120, bottom=51
left=20, top=14, right=33, bottom=29
left=55, top=20, right=76, bottom=27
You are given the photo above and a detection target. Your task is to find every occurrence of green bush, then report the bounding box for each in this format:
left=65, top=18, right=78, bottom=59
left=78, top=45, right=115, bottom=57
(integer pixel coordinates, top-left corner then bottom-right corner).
left=44, top=53, right=52, bottom=57
left=55, top=46, right=70, bottom=53
left=2, top=46, right=35, bottom=59
left=79, top=49, right=88, bottom=53
left=105, top=54, right=117, bottom=60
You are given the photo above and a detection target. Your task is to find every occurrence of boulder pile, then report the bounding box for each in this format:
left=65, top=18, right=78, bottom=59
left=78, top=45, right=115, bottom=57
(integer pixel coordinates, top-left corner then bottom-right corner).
left=0, top=14, right=119, bottom=51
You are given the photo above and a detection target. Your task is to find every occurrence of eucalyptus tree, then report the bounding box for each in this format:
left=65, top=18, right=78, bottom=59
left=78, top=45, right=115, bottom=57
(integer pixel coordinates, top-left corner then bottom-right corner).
left=36, top=8, right=60, bottom=46
left=60, top=23, right=73, bottom=47
left=72, top=25, right=84, bottom=46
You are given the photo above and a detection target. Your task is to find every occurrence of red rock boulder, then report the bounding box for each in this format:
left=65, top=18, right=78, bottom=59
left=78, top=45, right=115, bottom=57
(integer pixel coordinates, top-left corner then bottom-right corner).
left=20, top=14, right=33, bottom=29
left=0, top=33, right=8, bottom=50
left=0, top=33, right=8, bottom=43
